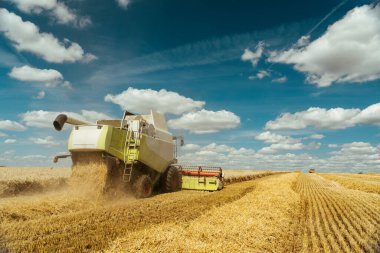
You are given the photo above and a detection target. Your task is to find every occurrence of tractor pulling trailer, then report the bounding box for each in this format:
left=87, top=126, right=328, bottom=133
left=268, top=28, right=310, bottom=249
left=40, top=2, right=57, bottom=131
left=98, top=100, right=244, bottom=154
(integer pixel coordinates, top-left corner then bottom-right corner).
left=53, top=110, right=224, bottom=198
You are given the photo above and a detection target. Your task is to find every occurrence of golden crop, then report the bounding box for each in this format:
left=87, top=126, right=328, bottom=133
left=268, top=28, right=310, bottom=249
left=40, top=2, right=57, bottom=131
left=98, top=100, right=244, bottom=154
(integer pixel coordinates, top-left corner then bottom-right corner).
left=0, top=167, right=70, bottom=197
left=294, top=173, right=380, bottom=253
left=320, top=173, right=380, bottom=194
left=0, top=167, right=379, bottom=253
left=107, top=173, right=300, bottom=253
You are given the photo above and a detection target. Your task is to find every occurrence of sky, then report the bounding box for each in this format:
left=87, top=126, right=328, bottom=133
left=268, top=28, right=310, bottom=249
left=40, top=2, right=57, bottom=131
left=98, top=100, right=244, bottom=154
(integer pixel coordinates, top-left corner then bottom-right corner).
left=0, top=0, right=380, bottom=173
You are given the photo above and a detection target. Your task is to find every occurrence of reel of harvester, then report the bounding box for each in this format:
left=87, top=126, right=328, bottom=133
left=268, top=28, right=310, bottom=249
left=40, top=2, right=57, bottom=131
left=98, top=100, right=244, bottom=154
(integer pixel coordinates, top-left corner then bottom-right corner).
left=177, top=165, right=224, bottom=191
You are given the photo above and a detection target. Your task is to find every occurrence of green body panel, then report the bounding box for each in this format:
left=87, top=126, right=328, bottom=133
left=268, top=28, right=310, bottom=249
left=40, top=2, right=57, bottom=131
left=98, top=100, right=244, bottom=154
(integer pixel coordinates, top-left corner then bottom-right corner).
left=138, top=135, right=173, bottom=173
left=98, top=125, right=112, bottom=150
left=181, top=175, right=220, bottom=191
left=106, top=127, right=131, bottom=160
left=68, top=125, right=173, bottom=174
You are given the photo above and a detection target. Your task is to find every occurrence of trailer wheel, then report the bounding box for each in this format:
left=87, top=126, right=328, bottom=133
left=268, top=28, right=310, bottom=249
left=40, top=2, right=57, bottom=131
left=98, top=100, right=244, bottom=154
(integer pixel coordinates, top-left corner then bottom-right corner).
left=164, top=166, right=182, bottom=192
left=133, top=175, right=153, bottom=198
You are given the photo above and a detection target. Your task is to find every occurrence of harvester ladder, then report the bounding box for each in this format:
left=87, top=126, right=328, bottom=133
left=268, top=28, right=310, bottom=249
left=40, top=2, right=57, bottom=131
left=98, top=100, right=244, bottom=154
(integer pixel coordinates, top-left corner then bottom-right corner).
left=123, top=130, right=133, bottom=182
left=122, top=127, right=142, bottom=182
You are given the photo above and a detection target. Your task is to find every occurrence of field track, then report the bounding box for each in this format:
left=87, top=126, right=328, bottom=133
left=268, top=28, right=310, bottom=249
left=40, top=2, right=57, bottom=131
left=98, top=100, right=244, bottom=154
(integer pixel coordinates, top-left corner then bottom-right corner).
left=294, top=174, right=380, bottom=253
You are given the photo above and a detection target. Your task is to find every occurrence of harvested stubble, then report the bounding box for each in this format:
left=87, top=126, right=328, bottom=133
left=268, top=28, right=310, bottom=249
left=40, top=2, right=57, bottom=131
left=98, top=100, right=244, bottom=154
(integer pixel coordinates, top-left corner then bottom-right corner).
left=0, top=167, right=70, bottom=197
left=320, top=173, right=380, bottom=194
left=106, top=173, right=300, bottom=253
left=294, top=173, right=380, bottom=253
left=0, top=189, right=101, bottom=223
left=0, top=172, right=277, bottom=252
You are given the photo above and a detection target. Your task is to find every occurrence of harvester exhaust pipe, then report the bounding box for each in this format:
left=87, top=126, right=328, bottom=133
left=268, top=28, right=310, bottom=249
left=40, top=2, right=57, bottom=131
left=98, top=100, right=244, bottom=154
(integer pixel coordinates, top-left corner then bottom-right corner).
left=53, top=114, right=90, bottom=131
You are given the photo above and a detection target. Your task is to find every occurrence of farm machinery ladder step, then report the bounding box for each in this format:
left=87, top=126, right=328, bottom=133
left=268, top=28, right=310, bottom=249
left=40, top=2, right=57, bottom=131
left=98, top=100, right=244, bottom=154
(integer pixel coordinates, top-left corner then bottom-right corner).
left=123, top=165, right=133, bottom=182
left=122, top=128, right=142, bottom=182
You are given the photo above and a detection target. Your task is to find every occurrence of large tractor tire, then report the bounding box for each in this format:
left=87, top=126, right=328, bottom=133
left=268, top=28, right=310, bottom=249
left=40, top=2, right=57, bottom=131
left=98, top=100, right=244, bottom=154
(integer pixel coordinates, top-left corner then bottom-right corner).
left=133, top=175, right=153, bottom=198
left=163, top=166, right=182, bottom=192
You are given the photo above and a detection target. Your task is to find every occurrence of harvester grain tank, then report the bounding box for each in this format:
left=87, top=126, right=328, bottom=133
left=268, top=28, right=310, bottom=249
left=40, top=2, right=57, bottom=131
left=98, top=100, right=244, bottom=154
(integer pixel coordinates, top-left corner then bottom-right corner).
left=53, top=110, right=182, bottom=198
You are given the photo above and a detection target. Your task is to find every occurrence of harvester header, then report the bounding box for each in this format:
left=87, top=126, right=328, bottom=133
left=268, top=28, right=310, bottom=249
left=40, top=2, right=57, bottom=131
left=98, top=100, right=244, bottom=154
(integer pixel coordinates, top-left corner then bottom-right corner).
left=178, top=165, right=224, bottom=191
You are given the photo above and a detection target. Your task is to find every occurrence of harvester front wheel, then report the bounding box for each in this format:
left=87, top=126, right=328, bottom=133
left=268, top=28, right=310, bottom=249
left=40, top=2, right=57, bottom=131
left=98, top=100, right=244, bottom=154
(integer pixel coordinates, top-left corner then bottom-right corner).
left=133, top=175, right=153, bottom=198
left=164, top=166, right=182, bottom=192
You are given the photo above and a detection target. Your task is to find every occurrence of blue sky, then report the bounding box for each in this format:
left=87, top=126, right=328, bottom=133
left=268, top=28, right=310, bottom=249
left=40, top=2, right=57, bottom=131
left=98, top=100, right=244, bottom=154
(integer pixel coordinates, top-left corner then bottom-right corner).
left=1, top=0, right=380, bottom=172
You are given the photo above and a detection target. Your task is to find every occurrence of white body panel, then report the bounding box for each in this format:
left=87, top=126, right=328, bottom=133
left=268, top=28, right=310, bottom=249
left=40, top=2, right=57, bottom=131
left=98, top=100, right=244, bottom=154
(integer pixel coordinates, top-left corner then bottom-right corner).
left=71, top=125, right=102, bottom=150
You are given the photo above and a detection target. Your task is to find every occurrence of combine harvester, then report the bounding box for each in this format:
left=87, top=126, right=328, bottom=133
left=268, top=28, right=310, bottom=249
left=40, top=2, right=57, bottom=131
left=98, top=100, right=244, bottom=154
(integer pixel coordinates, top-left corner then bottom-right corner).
left=53, top=110, right=224, bottom=198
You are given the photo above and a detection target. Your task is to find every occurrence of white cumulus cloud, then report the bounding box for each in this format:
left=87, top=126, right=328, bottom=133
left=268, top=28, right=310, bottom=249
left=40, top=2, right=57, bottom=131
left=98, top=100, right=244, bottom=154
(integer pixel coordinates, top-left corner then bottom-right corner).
left=33, top=91, right=46, bottom=100
left=29, top=136, right=59, bottom=146
left=353, top=102, right=380, bottom=125
left=0, top=8, right=96, bottom=63
left=308, top=134, right=325, bottom=140
left=8, top=0, right=91, bottom=28
left=181, top=144, right=201, bottom=152
left=249, top=70, right=270, bottom=80
left=168, top=109, right=240, bottom=134
left=269, top=5, right=380, bottom=87
left=4, top=139, right=16, bottom=144
left=241, top=41, right=264, bottom=67
left=255, top=131, right=299, bottom=144
left=256, top=70, right=270, bottom=79
left=272, top=76, right=287, bottom=83
left=265, top=103, right=380, bottom=130
left=259, top=142, right=305, bottom=154
left=331, top=142, right=378, bottom=155
left=0, top=120, right=26, bottom=131
left=116, top=0, right=131, bottom=9
left=178, top=142, right=379, bottom=172
left=255, top=131, right=320, bottom=154
left=20, top=110, right=112, bottom=128
left=105, top=87, right=205, bottom=115
left=9, top=65, right=69, bottom=88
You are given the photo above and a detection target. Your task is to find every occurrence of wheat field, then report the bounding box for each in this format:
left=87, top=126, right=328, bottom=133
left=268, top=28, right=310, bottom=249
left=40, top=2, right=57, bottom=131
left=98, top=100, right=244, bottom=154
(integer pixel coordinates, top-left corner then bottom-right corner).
left=0, top=167, right=379, bottom=253
left=294, top=174, right=380, bottom=253
left=0, top=167, right=70, bottom=197
left=320, top=173, right=380, bottom=194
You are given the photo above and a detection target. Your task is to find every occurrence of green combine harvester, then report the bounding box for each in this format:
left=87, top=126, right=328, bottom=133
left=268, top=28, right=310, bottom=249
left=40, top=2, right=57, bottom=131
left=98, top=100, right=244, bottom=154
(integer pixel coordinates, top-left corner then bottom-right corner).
left=53, top=110, right=224, bottom=198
